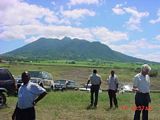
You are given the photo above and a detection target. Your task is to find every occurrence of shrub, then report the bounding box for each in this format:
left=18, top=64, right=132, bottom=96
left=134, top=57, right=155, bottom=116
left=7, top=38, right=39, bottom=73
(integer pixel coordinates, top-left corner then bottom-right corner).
left=149, top=69, right=158, bottom=77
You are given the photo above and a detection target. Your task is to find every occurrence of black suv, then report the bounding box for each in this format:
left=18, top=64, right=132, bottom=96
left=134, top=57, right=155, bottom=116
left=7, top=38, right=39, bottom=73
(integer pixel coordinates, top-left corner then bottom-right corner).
left=0, top=68, right=17, bottom=95
left=53, top=80, right=67, bottom=91
left=53, top=80, right=78, bottom=91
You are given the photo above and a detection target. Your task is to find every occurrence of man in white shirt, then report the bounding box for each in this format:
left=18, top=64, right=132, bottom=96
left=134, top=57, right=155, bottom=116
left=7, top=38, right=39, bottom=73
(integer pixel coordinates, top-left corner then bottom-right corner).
left=133, top=64, right=151, bottom=120
left=87, top=69, right=101, bottom=108
left=107, top=70, right=118, bottom=108
left=12, top=71, right=47, bottom=120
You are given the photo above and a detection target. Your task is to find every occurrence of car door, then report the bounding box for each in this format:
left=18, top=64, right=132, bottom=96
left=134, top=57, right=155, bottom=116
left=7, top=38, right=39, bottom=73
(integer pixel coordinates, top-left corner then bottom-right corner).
left=41, top=72, right=53, bottom=89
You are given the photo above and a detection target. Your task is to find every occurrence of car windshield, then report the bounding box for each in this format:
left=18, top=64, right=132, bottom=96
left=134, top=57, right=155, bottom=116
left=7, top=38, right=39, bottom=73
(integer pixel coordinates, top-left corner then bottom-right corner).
left=68, top=82, right=75, bottom=85
left=28, top=71, right=42, bottom=78
left=0, top=69, right=12, bottom=80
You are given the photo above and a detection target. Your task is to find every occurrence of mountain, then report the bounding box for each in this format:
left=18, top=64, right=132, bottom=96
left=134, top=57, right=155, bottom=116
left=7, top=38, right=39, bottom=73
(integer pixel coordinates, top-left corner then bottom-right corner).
left=2, top=37, right=149, bottom=63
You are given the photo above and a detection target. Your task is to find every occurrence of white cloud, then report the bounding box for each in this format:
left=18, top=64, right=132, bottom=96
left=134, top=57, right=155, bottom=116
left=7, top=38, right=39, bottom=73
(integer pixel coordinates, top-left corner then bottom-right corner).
left=112, top=4, right=125, bottom=15
left=0, top=0, right=97, bottom=29
left=24, top=36, right=41, bottom=43
left=62, top=9, right=96, bottom=19
left=68, top=0, right=101, bottom=6
left=110, top=39, right=160, bottom=62
left=0, top=0, right=61, bottom=26
left=111, top=39, right=160, bottom=52
left=124, top=7, right=149, bottom=31
left=112, top=5, right=149, bottom=31
left=132, top=39, right=160, bottom=49
left=135, top=52, right=160, bottom=63
left=0, top=0, right=19, bottom=10
left=91, top=27, right=128, bottom=44
left=0, top=24, right=128, bottom=46
left=155, top=35, right=160, bottom=41
left=110, top=43, right=138, bottom=55
left=0, top=25, right=26, bottom=40
left=0, top=25, right=92, bottom=41
left=150, top=18, right=160, bottom=24
left=150, top=9, right=160, bottom=24
left=1, top=1, right=127, bottom=44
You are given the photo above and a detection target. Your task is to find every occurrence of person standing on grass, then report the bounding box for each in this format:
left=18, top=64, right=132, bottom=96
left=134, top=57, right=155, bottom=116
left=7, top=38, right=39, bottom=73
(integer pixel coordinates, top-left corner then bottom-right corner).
left=12, top=71, right=47, bottom=120
left=133, top=64, right=151, bottom=120
left=107, top=70, right=119, bottom=108
left=86, top=69, right=102, bottom=108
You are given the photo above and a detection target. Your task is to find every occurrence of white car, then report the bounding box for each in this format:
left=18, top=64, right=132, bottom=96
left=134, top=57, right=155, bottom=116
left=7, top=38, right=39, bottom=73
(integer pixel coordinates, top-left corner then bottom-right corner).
left=79, top=84, right=102, bottom=93
left=119, top=84, right=133, bottom=93
left=17, top=71, right=54, bottom=90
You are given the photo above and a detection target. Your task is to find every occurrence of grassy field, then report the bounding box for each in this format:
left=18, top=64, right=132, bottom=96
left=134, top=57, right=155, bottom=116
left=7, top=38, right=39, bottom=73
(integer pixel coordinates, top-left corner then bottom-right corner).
left=1, top=91, right=160, bottom=120
left=0, top=62, right=160, bottom=89
left=0, top=62, right=160, bottom=120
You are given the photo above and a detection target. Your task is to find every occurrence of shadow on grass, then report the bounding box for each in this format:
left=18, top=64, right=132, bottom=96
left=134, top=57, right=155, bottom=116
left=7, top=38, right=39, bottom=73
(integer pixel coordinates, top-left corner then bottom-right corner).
left=86, top=104, right=97, bottom=110
left=105, top=107, right=112, bottom=111
left=105, top=107, right=118, bottom=111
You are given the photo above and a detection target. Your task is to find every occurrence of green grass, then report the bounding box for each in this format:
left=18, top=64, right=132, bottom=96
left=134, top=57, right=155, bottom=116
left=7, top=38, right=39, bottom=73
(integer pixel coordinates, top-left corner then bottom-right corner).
left=5, top=60, right=160, bottom=69
left=1, top=91, right=160, bottom=120
left=0, top=61, right=160, bottom=120
left=0, top=62, right=160, bottom=89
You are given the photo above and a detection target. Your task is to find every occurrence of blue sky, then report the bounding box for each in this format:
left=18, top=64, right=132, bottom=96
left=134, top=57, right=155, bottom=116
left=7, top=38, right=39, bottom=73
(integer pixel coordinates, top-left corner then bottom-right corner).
left=0, top=0, right=160, bottom=62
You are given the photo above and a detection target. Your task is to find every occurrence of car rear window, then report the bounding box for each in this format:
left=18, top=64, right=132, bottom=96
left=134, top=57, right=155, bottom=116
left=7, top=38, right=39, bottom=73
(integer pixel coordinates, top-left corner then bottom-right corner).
left=28, top=71, right=42, bottom=78
left=59, top=80, right=66, bottom=84
left=0, top=69, right=12, bottom=80
left=54, top=80, right=66, bottom=84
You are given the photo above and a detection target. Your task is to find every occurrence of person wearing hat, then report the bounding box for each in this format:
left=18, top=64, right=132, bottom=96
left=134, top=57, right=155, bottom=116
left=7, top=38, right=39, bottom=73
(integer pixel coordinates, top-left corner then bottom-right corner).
left=133, top=64, right=151, bottom=120
left=12, top=71, right=47, bottom=120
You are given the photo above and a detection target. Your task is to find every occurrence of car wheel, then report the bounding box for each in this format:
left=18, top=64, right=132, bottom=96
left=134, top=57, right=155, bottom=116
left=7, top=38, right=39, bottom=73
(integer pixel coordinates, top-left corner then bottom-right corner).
left=39, top=82, right=44, bottom=88
left=0, top=93, right=6, bottom=107
left=51, top=85, right=54, bottom=90
left=61, top=88, right=64, bottom=92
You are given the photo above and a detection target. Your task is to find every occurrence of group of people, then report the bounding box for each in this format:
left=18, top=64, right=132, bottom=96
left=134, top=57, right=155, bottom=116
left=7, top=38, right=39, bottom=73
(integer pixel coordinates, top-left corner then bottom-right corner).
left=86, top=69, right=118, bottom=109
left=12, top=64, right=151, bottom=120
left=87, top=64, right=151, bottom=120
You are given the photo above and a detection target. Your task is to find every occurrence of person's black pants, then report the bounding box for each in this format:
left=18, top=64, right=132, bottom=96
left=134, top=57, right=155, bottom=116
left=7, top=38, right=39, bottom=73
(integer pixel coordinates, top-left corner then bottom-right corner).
left=134, top=93, right=151, bottom=120
left=16, top=107, right=35, bottom=120
left=90, top=85, right=100, bottom=107
left=108, top=89, right=118, bottom=108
